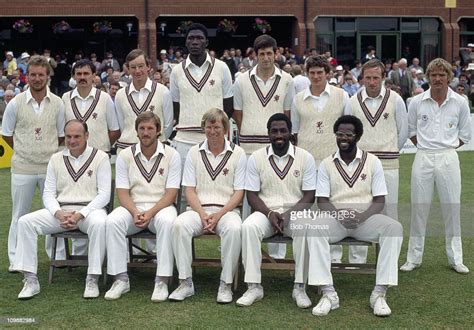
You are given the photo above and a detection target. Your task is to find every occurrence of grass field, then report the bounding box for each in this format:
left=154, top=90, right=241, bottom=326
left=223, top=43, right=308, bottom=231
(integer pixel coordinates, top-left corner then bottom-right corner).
left=0, top=153, right=473, bottom=328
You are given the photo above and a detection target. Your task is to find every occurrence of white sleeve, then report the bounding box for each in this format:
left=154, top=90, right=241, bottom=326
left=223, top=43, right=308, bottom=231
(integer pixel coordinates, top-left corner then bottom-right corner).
left=394, top=94, right=409, bottom=150
left=162, top=90, right=174, bottom=140
left=56, top=102, right=66, bottom=137
left=407, top=97, right=418, bottom=139
left=344, top=97, right=354, bottom=115
left=115, top=154, right=130, bottom=189
left=115, top=96, right=124, bottom=132
left=43, top=160, right=61, bottom=216
left=233, top=152, right=247, bottom=190
left=222, top=66, right=234, bottom=98
left=79, top=158, right=112, bottom=217
left=181, top=150, right=196, bottom=187
left=458, top=98, right=472, bottom=144
left=105, top=94, right=120, bottom=131
left=1, top=99, right=17, bottom=136
left=233, top=77, right=243, bottom=110
left=371, top=158, right=388, bottom=197
left=165, top=151, right=182, bottom=189
left=315, top=161, right=330, bottom=197
left=290, top=98, right=300, bottom=134
left=169, top=69, right=180, bottom=103
left=284, top=80, right=295, bottom=111
left=244, top=155, right=260, bottom=191
left=302, top=153, right=317, bottom=191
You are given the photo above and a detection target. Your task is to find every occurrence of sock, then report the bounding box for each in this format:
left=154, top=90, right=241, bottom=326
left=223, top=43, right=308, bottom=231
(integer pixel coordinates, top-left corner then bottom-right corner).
left=155, top=276, right=169, bottom=284
left=320, top=285, right=335, bottom=294
left=294, top=283, right=305, bottom=289
left=183, top=277, right=193, bottom=286
left=373, top=285, right=388, bottom=294
left=86, top=274, right=99, bottom=283
left=23, top=271, right=38, bottom=282
left=115, top=272, right=129, bottom=282
left=248, top=282, right=262, bottom=289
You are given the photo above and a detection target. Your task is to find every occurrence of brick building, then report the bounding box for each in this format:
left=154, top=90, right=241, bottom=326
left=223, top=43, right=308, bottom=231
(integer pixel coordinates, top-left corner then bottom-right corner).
left=1, top=0, right=473, bottom=67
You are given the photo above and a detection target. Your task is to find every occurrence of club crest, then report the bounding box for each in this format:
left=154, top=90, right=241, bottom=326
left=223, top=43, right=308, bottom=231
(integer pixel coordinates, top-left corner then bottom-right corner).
left=293, top=170, right=300, bottom=177
left=360, top=173, right=367, bottom=181
left=223, top=168, right=229, bottom=176
left=87, top=169, right=93, bottom=177
left=274, top=95, right=280, bottom=102
left=158, top=168, right=164, bottom=176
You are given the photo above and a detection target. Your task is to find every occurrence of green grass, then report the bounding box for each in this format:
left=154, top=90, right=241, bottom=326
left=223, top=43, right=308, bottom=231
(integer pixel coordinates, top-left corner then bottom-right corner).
left=0, top=153, right=473, bottom=328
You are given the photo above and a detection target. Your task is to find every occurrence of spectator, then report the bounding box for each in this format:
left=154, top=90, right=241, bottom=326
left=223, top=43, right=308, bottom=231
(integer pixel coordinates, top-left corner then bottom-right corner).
left=100, top=51, right=120, bottom=72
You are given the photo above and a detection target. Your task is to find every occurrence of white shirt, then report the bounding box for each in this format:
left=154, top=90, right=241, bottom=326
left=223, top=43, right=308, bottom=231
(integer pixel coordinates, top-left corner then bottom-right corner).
left=245, top=143, right=316, bottom=192
left=115, top=141, right=181, bottom=190
left=71, top=87, right=119, bottom=131
left=116, top=78, right=173, bottom=140
left=170, top=53, right=233, bottom=102
left=344, top=87, right=408, bottom=150
left=291, top=83, right=350, bottom=134
left=408, top=87, right=472, bottom=150
left=293, top=75, right=311, bottom=94
left=233, top=65, right=295, bottom=111
left=2, top=89, right=65, bottom=137
left=43, top=145, right=112, bottom=218
left=316, top=148, right=387, bottom=198
left=182, top=138, right=247, bottom=189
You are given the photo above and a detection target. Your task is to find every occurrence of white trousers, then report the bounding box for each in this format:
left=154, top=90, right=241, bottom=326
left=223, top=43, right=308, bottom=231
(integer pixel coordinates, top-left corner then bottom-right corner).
left=8, top=173, right=65, bottom=266
left=241, top=211, right=308, bottom=284
left=106, top=204, right=177, bottom=276
left=406, top=149, right=464, bottom=266
left=307, top=214, right=403, bottom=286
left=172, top=207, right=242, bottom=284
left=12, top=208, right=106, bottom=275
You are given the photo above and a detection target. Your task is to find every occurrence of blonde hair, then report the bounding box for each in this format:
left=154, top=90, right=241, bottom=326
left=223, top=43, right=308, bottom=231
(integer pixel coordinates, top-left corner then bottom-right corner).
left=27, top=55, right=52, bottom=75
left=425, top=58, right=453, bottom=83
left=201, top=108, right=229, bottom=134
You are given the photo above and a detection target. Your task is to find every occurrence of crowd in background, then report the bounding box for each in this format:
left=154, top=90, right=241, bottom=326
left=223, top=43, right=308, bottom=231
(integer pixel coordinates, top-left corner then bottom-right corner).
left=2, top=43, right=474, bottom=125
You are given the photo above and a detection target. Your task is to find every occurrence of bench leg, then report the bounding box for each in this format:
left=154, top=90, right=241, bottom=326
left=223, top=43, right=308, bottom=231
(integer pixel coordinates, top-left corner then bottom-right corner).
left=48, top=236, right=58, bottom=284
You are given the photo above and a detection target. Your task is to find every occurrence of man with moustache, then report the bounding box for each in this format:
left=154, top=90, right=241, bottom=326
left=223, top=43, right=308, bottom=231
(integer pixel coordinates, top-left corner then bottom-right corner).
left=306, top=115, right=403, bottom=317
left=115, top=49, right=173, bottom=152
left=236, top=113, right=316, bottom=308
left=401, top=58, right=471, bottom=274
left=12, top=119, right=111, bottom=299
left=105, top=112, right=181, bottom=301
left=2, top=55, right=66, bottom=271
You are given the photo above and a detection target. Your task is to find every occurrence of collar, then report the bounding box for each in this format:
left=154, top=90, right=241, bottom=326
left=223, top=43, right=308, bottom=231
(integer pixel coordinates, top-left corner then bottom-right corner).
left=199, top=138, right=233, bottom=155
left=250, top=65, right=281, bottom=79
left=422, top=87, right=454, bottom=102
left=128, top=78, right=153, bottom=95
left=25, top=88, right=51, bottom=104
left=184, top=53, right=212, bottom=69
left=134, top=140, right=165, bottom=158
left=63, top=144, right=93, bottom=160
left=71, top=86, right=96, bottom=100
left=361, top=86, right=386, bottom=102
left=267, top=143, right=295, bottom=159
left=333, top=147, right=363, bottom=162
left=303, top=82, right=331, bottom=100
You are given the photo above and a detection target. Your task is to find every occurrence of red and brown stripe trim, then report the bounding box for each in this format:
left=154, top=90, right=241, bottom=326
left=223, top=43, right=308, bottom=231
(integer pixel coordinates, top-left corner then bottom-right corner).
left=238, top=134, right=270, bottom=144
left=116, top=141, right=135, bottom=149
left=268, top=146, right=295, bottom=180
left=199, top=142, right=235, bottom=181
left=249, top=70, right=282, bottom=107
left=63, top=148, right=98, bottom=182
left=182, top=57, right=215, bottom=93
left=131, top=145, right=163, bottom=183
left=176, top=126, right=204, bottom=132
left=367, top=151, right=400, bottom=159
left=125, top=81, right=158, bottom=116
left=70, top=89, right=101, bottom=122
left=201, top=203, right=225, bottom=208
left=357, top=89, right=391, bottom=127
left=334, top=151, right=367, bottom=188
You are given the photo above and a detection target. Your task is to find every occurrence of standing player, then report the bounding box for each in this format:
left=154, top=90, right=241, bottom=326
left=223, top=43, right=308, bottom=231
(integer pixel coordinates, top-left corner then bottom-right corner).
left=401, top=58, right=471, bottom=274
left=2, top=55, right=66, bottom=270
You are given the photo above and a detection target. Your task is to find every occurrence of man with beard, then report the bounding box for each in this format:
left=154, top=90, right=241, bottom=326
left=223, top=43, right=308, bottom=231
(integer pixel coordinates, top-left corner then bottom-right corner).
left=2, top=55, right=66, bottom=271
left=104, top=112, right=181, bottom=301
left=236, top=113, right=316, bottom=308
left=306, top=115, right=403, bottom=317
